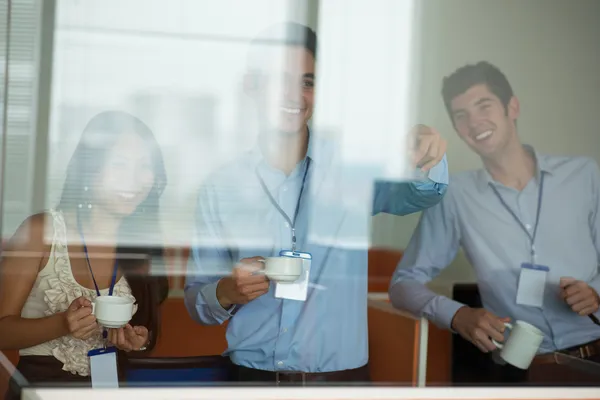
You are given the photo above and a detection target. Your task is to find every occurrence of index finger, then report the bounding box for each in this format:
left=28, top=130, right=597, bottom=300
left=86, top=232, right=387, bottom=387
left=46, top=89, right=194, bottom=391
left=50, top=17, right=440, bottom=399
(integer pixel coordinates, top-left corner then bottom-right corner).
left=236, top=258, right=265, bottom=274
left=416, top=138, right=435, bottom=165
left=563, top=282, right=585, bottom=297
left=239, top=256, right=265, bottom=264
left=486, top=314, right=509, bottom=339
left=69, top=296, right=90, bottom=311
left=125, top=325, right=138, bottom=340
left=418, top=139, right=442, bottom=171
left=560, top=277, right=576, bottom=288
left=71, top=305, right=93, bottom=320
left=484, top=323, right=506, bottom=343
left=234, top=270, right=269, bottom=285
left=412, top=133, right=433, bottom=165
left=422, top=138, right=446, bottom=171
left=474, top=334, right=498, bottom=353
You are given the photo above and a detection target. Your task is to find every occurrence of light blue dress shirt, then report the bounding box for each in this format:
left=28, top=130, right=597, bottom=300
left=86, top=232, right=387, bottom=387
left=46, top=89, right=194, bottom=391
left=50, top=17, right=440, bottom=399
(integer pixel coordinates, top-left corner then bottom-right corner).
left=390, top=147, right=600, bottom=354
left=184, top=136, right=448, bottom=372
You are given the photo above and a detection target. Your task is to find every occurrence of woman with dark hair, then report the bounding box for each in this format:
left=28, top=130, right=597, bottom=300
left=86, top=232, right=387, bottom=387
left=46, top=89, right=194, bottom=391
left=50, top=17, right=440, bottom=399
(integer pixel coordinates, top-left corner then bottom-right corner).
left=0, top=111, right=169, bottom=398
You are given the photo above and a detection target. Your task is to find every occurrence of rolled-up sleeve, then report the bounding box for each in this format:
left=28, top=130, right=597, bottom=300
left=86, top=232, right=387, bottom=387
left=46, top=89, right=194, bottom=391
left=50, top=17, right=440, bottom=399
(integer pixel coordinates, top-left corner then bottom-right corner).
left=184, top=185, right=236, bottom=325
left=388, top=184, right=465, bottom=329
left=373, top=154, right=449, bottom=216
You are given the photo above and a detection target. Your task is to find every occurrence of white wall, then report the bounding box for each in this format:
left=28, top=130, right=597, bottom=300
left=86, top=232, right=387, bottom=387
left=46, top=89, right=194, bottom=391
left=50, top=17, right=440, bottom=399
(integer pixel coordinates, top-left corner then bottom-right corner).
left=371, top=0, right=600, bottom=287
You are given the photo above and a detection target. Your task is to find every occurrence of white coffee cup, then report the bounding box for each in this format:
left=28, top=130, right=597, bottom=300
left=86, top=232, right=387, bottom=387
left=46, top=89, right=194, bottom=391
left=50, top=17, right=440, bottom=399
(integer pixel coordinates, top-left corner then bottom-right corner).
left=491, top=320, right=544, bottom=369
left=256, top=257, right=303, bottom=283
left=91, top=296, right=134, bottom=329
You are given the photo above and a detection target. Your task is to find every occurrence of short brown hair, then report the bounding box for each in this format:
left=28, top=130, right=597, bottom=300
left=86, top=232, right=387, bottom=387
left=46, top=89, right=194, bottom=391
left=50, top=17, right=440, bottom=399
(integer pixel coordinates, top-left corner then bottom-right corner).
left=442, top=61, right=514, bottom=121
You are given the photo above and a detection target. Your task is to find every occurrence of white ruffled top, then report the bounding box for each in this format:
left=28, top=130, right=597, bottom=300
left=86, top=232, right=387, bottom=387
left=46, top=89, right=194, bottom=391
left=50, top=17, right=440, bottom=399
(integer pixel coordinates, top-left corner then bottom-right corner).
left=19, top=209, right=138, bottom=376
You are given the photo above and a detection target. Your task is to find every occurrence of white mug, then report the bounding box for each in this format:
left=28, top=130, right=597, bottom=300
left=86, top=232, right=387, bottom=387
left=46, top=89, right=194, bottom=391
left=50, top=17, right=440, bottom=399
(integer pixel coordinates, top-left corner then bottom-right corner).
left=491, top=320, right=544, bottom=369
left=91, top=296, right=134, bottom=329
left=256, top=257, right=303, bottom=283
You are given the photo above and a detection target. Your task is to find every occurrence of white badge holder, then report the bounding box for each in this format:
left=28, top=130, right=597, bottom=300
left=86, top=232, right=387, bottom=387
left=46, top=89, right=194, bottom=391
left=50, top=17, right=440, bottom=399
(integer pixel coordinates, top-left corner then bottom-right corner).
left=516, top=262, right=549, bottom=308
left=88, top=347, right=119, bottom=388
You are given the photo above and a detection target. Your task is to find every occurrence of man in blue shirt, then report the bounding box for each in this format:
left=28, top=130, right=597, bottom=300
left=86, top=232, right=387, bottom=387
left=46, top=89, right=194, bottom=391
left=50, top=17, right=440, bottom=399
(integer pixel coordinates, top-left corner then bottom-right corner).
left=184, top=22, right=449, bottom=384
left=390, top=61, right=600, bottom=385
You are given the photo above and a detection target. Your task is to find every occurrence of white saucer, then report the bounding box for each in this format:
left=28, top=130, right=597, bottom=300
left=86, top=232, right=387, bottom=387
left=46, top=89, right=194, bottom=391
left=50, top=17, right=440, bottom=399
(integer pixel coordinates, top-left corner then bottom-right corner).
left=98, top=319, right=130, bottom=329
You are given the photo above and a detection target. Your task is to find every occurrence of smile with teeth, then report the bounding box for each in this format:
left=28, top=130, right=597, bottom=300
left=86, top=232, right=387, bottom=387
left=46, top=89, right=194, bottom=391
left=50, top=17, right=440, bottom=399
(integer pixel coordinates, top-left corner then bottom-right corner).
left=474, top=130, right=493, bottom=141
left=117, top=192, right=136, bottom=200
left=280, top=106, right=302, bottom=115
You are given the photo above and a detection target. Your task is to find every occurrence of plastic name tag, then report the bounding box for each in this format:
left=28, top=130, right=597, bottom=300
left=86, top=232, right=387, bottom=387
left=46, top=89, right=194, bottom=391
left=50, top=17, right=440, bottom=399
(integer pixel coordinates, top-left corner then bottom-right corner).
left=88, top=346, right=119, bottom=388
left=516, top=263, right=549, bottom=308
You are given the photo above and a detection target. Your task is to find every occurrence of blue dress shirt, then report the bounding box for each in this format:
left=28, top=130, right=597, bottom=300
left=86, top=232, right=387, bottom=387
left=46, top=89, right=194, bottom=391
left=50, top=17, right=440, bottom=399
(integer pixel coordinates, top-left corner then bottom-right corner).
left=184, top=137, right=448, bottom=372
left=390, top=148, right=600, bottom=354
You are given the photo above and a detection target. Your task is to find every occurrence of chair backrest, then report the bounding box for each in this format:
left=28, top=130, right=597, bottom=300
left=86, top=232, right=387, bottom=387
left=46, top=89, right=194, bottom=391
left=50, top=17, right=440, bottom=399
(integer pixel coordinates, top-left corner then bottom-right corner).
left=368, top=247, right=403, bottom=292
left=123, top=355, right=233, bottom=386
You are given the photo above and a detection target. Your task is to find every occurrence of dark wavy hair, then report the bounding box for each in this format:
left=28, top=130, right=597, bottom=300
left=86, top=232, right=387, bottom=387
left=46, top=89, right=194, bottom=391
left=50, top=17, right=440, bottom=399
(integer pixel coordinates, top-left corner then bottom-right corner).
left=58, top=110, right=169, bottom=353
left=246, top=22, right=318, bottom=77
left=441, top=61, right=515, bottom=124
left=251, top=22, right=317, bottom=60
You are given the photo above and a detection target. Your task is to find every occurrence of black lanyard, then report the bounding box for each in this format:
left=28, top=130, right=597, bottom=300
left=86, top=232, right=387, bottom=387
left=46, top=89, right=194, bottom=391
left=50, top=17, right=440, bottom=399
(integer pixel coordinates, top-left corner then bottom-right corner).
left=76, top=211, right=119, bottom=339
left=255, top=158, right=311, bottom=251
left=489, top=172, right=546, bottom=264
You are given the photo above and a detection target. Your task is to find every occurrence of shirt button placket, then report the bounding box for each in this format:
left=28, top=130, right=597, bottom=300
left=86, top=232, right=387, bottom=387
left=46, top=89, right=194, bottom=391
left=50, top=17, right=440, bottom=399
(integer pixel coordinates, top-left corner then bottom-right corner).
left=273, top=300, right=293, bottom=370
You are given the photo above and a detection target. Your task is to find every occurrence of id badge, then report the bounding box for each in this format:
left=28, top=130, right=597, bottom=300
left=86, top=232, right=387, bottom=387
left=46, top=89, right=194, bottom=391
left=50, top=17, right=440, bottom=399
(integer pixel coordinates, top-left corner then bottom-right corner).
left=516, top=263, right=549, bottom=308
left=88, top=347, right=119, bottom=388
left=274, top=250, right=311, bottom=301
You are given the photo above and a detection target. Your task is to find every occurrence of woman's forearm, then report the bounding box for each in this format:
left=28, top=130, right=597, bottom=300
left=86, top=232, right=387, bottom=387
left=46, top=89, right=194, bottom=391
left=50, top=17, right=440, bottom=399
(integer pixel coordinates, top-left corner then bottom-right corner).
left=0, top=313, right=69, bottom=350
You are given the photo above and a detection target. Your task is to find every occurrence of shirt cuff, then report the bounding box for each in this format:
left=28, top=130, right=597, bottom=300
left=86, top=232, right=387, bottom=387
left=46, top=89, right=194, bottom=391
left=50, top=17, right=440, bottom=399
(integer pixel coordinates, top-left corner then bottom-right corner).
left=199, top=280, right=235, bottom=324
left=425, top=154, right=448, bottom=184
left=432, top=296, right=466, bottom=331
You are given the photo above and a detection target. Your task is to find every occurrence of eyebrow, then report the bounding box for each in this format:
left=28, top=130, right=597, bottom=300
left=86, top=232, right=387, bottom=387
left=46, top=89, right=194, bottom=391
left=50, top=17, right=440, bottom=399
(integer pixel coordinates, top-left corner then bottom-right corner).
left=303, top=73, right=315, bottom=80
left=474, top=97, right=493, bottom=106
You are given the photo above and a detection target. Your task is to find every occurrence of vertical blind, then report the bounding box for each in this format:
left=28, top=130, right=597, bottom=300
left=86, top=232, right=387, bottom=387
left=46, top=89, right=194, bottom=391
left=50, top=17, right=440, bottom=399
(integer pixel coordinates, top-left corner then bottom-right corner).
left=0, top=0, right=42, bottom=237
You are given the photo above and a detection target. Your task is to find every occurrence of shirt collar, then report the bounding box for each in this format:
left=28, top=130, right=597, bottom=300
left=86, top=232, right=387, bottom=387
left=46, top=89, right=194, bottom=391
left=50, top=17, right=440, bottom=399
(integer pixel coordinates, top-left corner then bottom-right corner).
left=247, top=127, right=329, bottom=172
left=476, top=144, right=553, bottom=192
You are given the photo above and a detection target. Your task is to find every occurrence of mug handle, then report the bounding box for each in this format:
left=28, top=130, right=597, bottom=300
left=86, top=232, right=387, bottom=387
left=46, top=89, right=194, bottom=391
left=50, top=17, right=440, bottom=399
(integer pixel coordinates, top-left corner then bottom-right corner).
left=91, top=302, right=96, bottom=316
left=491, top=322, right=513, bottom=349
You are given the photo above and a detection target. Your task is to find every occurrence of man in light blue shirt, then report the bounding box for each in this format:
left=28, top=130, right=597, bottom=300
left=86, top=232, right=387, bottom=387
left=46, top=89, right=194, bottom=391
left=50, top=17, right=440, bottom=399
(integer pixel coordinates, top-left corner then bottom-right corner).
left=390, top=61, right=600, bottom=385
left=184, top=23, right=449, bottom=384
